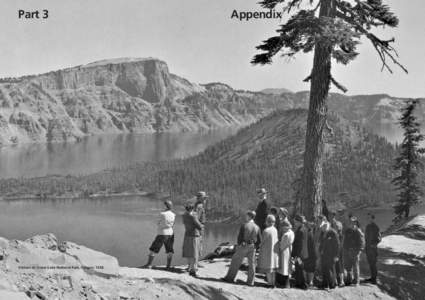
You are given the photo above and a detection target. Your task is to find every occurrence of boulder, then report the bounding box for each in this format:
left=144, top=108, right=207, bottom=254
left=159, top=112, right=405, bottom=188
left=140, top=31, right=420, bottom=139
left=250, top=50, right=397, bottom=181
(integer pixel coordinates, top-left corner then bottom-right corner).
left=25, top=234, right=58, bottom=250
left=65, top=242, right=120, bottom=277
left=0, top=291, right=30, bottom=300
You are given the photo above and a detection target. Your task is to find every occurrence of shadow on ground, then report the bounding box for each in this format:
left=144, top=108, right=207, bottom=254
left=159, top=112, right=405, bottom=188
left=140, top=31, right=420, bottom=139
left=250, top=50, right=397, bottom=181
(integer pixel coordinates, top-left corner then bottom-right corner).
left=360, top=248, right=425, bottom=300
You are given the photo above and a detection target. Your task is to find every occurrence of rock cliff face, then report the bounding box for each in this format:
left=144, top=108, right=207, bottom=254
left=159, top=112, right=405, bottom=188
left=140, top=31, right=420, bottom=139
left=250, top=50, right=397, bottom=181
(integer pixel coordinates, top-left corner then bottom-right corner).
left=0, top=57, right=423, bottom=146
left=0, top=58, right=289, bottom=146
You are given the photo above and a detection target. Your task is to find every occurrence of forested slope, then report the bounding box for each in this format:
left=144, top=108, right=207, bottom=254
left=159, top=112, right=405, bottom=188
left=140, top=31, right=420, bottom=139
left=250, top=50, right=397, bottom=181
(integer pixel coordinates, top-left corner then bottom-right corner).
left=0, top=109, right=403, bottom=218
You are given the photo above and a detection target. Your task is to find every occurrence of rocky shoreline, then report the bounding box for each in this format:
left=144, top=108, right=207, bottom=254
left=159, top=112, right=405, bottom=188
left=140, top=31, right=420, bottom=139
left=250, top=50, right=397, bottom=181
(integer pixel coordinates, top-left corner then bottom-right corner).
left=0, top=214, right=424, bottom=299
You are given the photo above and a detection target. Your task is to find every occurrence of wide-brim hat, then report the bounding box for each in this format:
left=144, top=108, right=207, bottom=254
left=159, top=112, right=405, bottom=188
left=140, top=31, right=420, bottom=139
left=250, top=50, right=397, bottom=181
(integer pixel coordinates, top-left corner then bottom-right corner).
left=279, top=207, right=289, bottom=217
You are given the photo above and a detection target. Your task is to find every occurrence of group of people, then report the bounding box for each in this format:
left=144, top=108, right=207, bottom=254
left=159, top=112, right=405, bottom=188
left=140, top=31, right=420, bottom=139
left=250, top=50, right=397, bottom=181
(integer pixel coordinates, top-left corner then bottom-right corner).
left=143, top=188, right=382, bottom=290
left=223, top=188, right=382, bottom=289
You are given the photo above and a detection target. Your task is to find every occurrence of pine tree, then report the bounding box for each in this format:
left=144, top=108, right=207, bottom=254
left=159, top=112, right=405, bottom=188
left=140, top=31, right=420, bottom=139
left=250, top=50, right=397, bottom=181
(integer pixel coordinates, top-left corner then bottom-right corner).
left=252, top=0, right=406, bottom=220
left=392, top=100, right=425, bottom=221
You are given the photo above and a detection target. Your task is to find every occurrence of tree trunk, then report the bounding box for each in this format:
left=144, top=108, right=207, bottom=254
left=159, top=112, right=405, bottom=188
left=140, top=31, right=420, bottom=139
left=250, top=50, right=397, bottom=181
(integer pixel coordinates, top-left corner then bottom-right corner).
left=300, top=0, right=335, bottom=221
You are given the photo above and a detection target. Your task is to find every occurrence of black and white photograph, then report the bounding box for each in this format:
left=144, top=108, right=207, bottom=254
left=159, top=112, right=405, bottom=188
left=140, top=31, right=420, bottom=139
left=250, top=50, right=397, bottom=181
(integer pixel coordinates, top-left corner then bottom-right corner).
left=0, top=0, right=424, bottom=299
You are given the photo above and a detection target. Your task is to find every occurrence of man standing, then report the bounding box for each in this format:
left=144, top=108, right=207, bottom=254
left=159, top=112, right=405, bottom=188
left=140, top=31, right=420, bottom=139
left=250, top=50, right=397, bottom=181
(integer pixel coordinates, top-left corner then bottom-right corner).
left=143, top=200, right=176, bottom=269
left=254, top=188, right=270, bottom=231
left=365, top=213, right=381, bottom=284
left=320, top=224, right=340, bottom=290
left=222, top=211, right=262, bottom=286
left=329, top=211, right=345, bottom=287
left=343, top=217, right=365, bottom=286
left=195, top=191, right=208, bottom=260
left=292, top=214, right=314, bottom=289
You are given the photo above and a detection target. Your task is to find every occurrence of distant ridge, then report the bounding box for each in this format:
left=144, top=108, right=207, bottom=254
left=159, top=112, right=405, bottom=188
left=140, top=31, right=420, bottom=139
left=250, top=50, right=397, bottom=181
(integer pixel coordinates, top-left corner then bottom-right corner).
left=0, top=57, right=423, bottom=146
left=260, top=87, right=293, bottom=94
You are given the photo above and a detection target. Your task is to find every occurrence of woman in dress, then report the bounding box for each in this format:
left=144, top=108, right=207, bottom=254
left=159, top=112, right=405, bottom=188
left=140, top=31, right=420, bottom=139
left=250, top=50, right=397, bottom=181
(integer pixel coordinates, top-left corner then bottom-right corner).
left=182, top=202, right=204, bottom=277
left=278, top=219, right=294, bottom=288
left=258, top=214, right=279, bottom=286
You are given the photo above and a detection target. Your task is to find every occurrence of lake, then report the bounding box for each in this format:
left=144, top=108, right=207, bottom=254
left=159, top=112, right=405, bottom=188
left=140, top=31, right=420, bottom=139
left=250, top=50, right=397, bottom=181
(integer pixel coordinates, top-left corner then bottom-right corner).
left=0, top=196, right=422, bottom=267
left=0, top=196, right=237, bottom=267
left=0, top=129, right=239, bottom=179
left=0, top=126, right=423, bottom=267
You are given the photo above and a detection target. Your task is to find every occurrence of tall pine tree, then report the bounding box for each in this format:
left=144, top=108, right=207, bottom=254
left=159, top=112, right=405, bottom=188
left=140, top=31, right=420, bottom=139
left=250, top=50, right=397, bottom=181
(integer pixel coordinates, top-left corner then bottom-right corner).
left=392, top=99, right=424, bottom=221
left=252, top=0, right=406, bottom=220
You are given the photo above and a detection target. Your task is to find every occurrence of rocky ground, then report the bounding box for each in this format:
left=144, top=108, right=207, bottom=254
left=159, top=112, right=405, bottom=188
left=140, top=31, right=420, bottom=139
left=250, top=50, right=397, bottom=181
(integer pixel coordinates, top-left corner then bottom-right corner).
left=0, top=215, right=424, bottom=300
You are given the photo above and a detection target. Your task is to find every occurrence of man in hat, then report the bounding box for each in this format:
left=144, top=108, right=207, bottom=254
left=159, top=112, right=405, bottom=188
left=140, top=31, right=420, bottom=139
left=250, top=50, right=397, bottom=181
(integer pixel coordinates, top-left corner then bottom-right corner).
left=222, top=211, right=262, bottom=286
left=195, top=191, right=208, bottom=261
left=343, top=217, right=365, bottom=285
left=254, top=188, right=270, bottom=231
left=365, top=213, right=381, bottom=284
left=143, top=200, right=176, bottom=269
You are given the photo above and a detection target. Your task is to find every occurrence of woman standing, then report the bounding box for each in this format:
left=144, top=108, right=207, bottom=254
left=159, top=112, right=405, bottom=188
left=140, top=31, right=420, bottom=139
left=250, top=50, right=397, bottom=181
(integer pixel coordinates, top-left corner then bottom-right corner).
left=258, top=214, right=279, bottom=287
left=182, top=202, right=204, bottom=277
left=277, top=207, right=290, bottom=240
left=278, top=219, right=294, bottom=288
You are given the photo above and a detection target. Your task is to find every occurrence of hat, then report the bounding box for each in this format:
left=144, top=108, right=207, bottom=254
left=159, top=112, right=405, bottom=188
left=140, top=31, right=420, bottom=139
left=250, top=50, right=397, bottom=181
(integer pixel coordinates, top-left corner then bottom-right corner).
left=294, top=214, right=306, bottom=223
left=279, top=207, right=289, bottom=217
left=257, top=188, right=267, bottom=194
left=196, top=191, right=208, bottom=198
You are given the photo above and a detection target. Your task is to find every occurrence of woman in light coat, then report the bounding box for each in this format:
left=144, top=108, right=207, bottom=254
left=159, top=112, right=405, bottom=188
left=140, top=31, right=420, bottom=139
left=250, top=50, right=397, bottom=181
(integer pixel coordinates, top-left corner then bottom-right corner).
left=258, top=214, right=279, bottom=286
left=278, top=219, right=295, bottom=288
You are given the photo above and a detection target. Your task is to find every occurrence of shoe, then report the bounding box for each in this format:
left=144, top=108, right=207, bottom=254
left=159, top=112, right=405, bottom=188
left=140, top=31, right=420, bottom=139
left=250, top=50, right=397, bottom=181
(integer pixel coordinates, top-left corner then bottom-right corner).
left=221, top=277, right=232, bottom=283
left=143, top=264, right=152, bottom=269
left=189, top=271, right=198, bottom=278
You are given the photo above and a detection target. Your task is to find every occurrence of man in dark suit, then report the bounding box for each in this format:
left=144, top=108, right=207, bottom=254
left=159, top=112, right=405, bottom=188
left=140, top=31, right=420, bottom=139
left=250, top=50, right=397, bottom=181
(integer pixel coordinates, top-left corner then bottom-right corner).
left=254, top=188, right=270, bottom=231
left=320, top=224, right=340, bottom=289
left=365, top=213, right=381, bottom=284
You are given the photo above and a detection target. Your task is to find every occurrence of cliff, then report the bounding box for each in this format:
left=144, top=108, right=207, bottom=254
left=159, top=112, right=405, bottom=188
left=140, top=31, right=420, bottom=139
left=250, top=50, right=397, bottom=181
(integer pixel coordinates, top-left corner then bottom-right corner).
left=0, top=233, right=401, bottom=300
left=0, top=57, right=423, bottom=147
left=0, top=58, right=289, bottom=146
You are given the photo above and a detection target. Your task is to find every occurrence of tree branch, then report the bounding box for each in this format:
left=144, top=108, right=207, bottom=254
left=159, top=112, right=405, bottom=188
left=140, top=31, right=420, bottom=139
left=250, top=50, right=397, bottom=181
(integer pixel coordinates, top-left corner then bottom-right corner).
left=335, top=11, right=408, bottom=74
left=330, top=75, right=348, bottom=93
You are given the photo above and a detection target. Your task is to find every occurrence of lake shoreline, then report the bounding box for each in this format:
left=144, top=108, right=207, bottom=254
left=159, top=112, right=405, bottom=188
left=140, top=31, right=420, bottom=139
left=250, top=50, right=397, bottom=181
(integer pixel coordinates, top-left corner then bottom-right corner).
left=1, top=213, right=425, bottom=300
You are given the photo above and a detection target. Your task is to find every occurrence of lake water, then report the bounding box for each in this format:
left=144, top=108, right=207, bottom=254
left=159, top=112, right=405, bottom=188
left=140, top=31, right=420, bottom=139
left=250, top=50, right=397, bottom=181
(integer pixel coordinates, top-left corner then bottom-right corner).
left=0, top=129, right=239, bottom=179
left=0, top=125, right=423, bottom=267
left=0, top=196, right=422, bottom=267
left=0, top=196, right=237, bottom=267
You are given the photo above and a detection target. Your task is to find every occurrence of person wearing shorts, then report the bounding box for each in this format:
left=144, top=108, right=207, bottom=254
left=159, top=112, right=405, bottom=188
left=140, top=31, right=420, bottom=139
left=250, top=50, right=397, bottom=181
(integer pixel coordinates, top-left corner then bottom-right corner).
left=143, top=200, right=175, bottom=269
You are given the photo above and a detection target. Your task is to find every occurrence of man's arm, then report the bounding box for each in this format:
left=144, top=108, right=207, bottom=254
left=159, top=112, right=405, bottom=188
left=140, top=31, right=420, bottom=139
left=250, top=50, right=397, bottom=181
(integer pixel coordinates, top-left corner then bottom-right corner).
left=255, top=227, right=262, bottom=249
left=192, top=214, right=204, bottom=231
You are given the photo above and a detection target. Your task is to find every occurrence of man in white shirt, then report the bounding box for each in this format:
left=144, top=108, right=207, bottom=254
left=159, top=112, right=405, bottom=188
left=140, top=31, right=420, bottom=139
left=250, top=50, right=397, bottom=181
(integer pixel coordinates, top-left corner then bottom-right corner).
left=143, top=200, right=176, bottom=269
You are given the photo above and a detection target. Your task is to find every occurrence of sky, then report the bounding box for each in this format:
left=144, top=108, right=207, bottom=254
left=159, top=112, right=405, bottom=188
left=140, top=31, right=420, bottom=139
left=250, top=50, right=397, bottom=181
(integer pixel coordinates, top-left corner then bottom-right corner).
left=0, top=0, right=423, bottom=98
